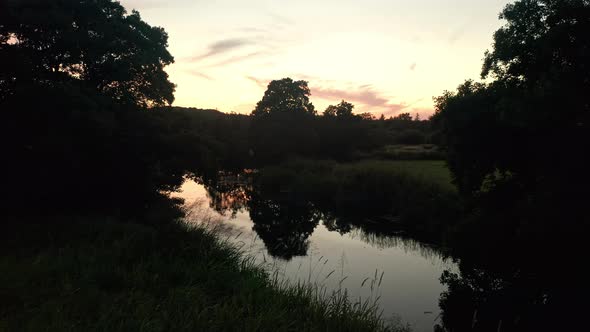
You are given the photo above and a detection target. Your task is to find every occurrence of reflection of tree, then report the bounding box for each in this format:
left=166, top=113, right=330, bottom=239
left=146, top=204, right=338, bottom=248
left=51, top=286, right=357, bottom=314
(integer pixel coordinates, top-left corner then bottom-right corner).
left=248, top=193, right=320, bottom=260
left=202, top=174, right=251, bottom=217
left=320, top=211, right=352, bottom=235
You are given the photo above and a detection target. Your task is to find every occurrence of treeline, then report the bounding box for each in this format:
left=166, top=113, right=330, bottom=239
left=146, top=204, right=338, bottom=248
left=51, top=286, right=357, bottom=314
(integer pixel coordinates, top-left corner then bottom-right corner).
left=0, top=0, right=434, bottom=219
left=158, top=99, right=435, bottom=170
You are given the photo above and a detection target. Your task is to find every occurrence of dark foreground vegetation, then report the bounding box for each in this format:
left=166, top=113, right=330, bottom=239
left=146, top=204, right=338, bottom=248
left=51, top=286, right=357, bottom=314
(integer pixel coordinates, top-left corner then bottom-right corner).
left=1, top=219, right=408, bottom=332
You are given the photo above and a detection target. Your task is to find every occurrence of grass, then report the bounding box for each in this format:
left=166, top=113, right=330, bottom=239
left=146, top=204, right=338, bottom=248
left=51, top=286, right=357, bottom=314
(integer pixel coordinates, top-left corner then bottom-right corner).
left=337, top=160, right=455, bottom=192
left=355, top=144, right=446, bottom=161
left=257, top=159, right=462, bottom=241
left=0, top=218, right=409, bottom=332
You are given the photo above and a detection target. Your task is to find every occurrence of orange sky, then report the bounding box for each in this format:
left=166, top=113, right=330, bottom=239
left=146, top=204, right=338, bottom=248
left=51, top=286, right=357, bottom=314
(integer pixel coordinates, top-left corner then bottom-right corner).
left=120, top=0, right=510, bottom=117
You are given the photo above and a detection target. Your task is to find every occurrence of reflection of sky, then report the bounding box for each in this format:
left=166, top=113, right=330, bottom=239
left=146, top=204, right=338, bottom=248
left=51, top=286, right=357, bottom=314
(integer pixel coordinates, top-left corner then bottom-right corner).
left=120, top=0, right=510, bottom=117
left=174, top=179, right=458, bottom=332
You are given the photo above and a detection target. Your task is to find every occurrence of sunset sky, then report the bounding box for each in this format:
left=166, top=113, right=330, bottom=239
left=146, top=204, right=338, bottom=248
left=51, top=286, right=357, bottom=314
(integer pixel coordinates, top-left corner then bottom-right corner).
left=120, top=0, right=510, bottom=117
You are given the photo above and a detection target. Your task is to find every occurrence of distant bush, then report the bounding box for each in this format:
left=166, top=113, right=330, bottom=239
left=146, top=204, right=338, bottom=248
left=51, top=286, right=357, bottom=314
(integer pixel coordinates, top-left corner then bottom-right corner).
left=395, top=129, right=427, bottom=145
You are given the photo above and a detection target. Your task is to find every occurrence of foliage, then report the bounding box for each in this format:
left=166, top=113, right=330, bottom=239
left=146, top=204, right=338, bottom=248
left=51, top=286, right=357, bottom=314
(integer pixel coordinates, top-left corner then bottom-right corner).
left=323, top=100, right=355, bottom=119
left=0, top=0, right=180, bottom=217
left=0, top=219, right=408, bottom=332
left=251, top=78, right=315, bottom=118
left=0, top=0, right=175, bottom=107
left=432, top=0, right=589, bottom=241
left=256, top=159, right=461, bottom=241
left=432, top=3, right=590, bottom=329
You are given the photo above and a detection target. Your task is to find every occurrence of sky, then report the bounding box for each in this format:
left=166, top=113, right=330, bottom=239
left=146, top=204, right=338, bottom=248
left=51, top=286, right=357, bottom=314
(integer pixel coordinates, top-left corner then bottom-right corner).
left=120, top=0, right=511, bottom=117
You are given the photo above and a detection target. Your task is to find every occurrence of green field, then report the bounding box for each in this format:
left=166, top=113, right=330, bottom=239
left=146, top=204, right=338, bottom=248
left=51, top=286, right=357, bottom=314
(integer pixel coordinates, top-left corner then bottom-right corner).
left=337, top=160, right=455, bottom=192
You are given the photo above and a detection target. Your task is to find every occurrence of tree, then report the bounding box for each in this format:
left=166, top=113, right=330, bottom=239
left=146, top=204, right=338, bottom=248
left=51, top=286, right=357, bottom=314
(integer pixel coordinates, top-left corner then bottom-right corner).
left=323, top=100, right=354, bottom=119
left=0, top=0, right=175, bottom=107
left=358, top=112, right=375, bottom=120
left=435, top=0, right=590, bottom=196
left=0, top=0, right=179, bottom=216
left=432, top=0, right=590, bottom=281
left=251, top=78, right=315, bottom=117
left=249, top=78, right=318, bottom=164
left=392, top=112, right=412, bottom=121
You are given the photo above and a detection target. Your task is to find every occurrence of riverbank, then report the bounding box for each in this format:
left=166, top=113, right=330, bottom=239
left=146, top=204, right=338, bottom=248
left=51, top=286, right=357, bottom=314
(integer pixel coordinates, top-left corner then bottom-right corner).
left=256, top=159, right=463, bottom=242
left=0, top=218, right=409, bottom=332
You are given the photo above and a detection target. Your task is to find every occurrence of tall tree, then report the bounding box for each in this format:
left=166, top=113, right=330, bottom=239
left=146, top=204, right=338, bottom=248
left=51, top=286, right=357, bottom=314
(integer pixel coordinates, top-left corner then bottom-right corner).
left=251, top=78, right=315, bottom=117
left=0, top=0, right=175, bottom=107
left=1, top=0, right=179, bottom=216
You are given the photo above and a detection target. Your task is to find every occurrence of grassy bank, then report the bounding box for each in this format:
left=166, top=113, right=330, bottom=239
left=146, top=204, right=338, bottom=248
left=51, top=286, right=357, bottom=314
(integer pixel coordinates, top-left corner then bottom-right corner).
left=0, top=219, right=408, bottom=332
left=257, top=159, right=462, bottom=240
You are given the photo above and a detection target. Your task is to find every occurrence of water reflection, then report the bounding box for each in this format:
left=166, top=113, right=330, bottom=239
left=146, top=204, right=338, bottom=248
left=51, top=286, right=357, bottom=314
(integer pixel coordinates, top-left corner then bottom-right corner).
left=181, top=174, right=580, bottom=332
left=248, top=194, right=320, bottom=259
left=176, top=175, right=456, bottom=332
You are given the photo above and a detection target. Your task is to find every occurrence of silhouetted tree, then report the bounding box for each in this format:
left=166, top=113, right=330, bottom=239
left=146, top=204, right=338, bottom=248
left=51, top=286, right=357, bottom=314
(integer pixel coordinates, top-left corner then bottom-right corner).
left=251, top=78, right=315, bottom=118
left=1, top=0, right=180, bottom=217
left=0, top=0, right=175, bottom=107
left=392, top=113, right=412, bottom=121
left=322, top=100, right=354, bottom=119
left=433, top=2, right=590, bottom=327
left=249, top=78, right=319, bottom=164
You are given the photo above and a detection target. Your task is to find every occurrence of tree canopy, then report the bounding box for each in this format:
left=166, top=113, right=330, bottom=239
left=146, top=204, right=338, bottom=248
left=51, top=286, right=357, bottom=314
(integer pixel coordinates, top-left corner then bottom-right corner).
left=0, top=0, right=175, bottom=107
left=323, top=100, right=354, bottom=118
left=433, top=0, right=589, bottom=240
left=251, top=78, right=315, bottom=117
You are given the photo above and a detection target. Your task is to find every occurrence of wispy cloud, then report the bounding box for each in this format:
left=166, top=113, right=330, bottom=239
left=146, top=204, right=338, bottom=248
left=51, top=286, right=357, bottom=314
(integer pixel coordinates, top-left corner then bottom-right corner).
left=311, top=85, right=404, bottom=111
left=190, top=38, right=251, bottom=61
left=202, top=52, right=264, bottom=68
left=246, top=76, right=268, bottom=88
left=186, top=70, right=214, bottom=81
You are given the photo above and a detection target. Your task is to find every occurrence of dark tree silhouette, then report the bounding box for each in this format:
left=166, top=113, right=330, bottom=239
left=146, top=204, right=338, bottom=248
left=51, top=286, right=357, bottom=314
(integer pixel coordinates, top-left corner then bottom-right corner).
left=0, top=0, right=175, bottom=107
left=323, top=100, right=354, bottom=119
left=434, top=0, right=589, bottom=210
left=432, top=2, right=590, bottom=329
left=251, top=78, right=315, bottom=117
left=1, top=0, right=180, bottom=217
left=249, top=78, right=319, bottom=164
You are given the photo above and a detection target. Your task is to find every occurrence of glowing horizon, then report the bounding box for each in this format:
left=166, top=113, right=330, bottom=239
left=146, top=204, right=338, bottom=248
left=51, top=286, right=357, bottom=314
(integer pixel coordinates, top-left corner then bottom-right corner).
left=120, top=0, right=510, bottom=117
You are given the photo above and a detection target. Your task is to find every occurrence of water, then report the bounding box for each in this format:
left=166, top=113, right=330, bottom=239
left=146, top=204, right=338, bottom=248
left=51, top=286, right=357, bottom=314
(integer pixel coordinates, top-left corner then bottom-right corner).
left=173, top=178, right=457, bottom=332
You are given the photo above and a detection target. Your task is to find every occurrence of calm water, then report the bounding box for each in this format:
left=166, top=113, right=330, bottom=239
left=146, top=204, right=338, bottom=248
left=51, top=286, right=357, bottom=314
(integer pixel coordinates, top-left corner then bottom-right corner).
left=174, top=178, right=457, bottom=332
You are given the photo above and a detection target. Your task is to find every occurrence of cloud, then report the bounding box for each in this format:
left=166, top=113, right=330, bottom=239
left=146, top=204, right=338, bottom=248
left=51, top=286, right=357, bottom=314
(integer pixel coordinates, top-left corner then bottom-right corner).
left=186, top=70, right=214, bottom=81
left=202, top=52, right=264, bottom=68
left=188, top=38, right=251, bottom=62
left=244, top=76, right=428, bottom=117
left=246, top=76, right=268, bottom=88
left=311, top=85, right=404, bottom=111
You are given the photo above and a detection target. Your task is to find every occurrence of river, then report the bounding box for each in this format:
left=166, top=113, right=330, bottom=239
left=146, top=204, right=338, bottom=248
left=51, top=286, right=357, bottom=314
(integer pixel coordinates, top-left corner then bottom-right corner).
left=173, top=178, right=457, bottom=332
